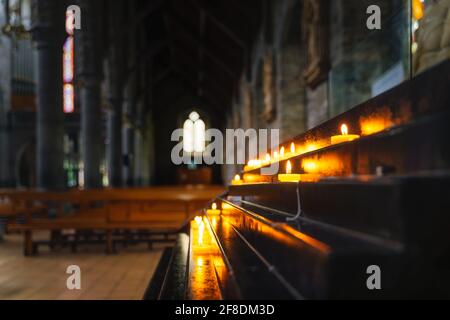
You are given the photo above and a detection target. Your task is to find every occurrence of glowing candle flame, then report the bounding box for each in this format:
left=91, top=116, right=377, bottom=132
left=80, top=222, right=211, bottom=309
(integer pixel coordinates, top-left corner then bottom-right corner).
left=286, top=160, right=292, bottom=174
left=280, top=147, right=285, bottom=157
left=274, top=151, right=279, bottom=159
left=341, top=124, right=348, bottom=136
left=290, top=142, right=295, bottom=154
left=211, top=203, right=217, bottom=210
left=266, top=154, right=271, bottom=162
left=195, top=216, right=203, bottom=226
left=234, top=174, right=241, bottom=182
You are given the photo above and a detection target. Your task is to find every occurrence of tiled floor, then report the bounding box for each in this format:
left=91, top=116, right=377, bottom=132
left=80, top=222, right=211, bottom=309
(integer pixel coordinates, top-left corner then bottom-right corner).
left=0, top=232, right=163, bottom=300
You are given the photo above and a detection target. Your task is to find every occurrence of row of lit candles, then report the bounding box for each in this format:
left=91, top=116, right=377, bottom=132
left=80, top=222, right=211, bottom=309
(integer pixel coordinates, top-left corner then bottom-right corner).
left=233, top=159, right=318, bottom=185
left=244, top=124, right=359, bottom=172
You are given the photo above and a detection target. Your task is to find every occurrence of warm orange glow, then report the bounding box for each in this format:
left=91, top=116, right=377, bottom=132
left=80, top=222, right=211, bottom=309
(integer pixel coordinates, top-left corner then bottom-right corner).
left=290, top=142, right=296, bottom=154
left=189, top=218, right=223, bottom=299
left=301, top=154, right=345, bottom=176
left=243, top=173, right=264, bottom=184
left=341, top=124, right=348, bottom=136
left=300, top=141, right=326, bottom=154
left=280, top=147, right=285, bottom=157
left=413, top=0, right=424, bottom=20
left=282, top=225, right=331, bottom=254
left=211, top=203, right=217, bottom=210
left=274, top=151, right=279, bottom=159
left=286, top=160, right=292, bottom=174
left=265, top=153, right=271, bottom=162
left=221, top=203, right=234, bottom=210
left=302, top=160, right=318, bottom=173
left=360, top=119, right=390, bottom=136
left=359, top=107, right=394, bottom=136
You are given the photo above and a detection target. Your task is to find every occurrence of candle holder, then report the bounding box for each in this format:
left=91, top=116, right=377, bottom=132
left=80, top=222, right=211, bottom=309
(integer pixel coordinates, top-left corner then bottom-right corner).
left=331, top=124, right=360, bottom=145
left=278, top=160, right=301, bottom=183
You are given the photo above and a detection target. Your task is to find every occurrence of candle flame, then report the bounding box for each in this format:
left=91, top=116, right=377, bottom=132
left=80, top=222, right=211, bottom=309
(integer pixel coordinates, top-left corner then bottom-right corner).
left=290, top=142, right=295, bottom=154
left=280, top=147, right=285, bottom=157
left=266, top=154, right=271, bottom=162
left=286, top=160, right=292, bottom=174
left=211, top=203, right=217, bottom=210
left=274, top=151, right=279, bottom=159
left=194, top=216, right=203, bottom=226
left=234, top=174, right=241, bottom=182
left=341, top=124, right=348, bottom=136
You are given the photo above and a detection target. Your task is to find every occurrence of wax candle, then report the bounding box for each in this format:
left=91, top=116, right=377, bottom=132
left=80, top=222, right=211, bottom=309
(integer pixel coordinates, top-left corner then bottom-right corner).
left=232, top=174, right=243, bottom=185
left=290, top=142, right=296, bottom=155
left=331, top=124, right=360, bottom=145
left=207, top=202, right=221, bottom=215
left=278, top=160, right=301, bottom=183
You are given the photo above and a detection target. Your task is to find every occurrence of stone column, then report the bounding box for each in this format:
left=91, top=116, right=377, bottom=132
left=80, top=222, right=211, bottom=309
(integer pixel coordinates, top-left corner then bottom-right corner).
left=106, top=64, right=124, bottom=188
left=31, top=0, right=66, bottom=190
left=75, top=0, right=103, bottom=189
left=123, top=75, right=137, bottom=186
left=106, top=1, right=125, bottom=187
left=123, top=1, right=138, bottom=187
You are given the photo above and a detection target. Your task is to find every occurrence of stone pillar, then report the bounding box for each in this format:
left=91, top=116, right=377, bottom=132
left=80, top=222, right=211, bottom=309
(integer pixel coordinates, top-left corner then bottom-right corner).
left=106, top=69, right=124, bottom=187
left=123, top=76, right=137, bottom=186
left=75, top=0, right=103, bottom=189
left=106, top=1, right=125, bottom=187
left=31, top=0, right=66, bottom=190
left=123, top=1, right=138, bottom=186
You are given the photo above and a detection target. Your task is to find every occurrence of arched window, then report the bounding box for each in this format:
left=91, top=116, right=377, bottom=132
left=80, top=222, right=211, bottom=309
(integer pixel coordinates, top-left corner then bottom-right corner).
left=63, top=7, right=75, bottom=113
left=183, top=111, right=205, bottom=153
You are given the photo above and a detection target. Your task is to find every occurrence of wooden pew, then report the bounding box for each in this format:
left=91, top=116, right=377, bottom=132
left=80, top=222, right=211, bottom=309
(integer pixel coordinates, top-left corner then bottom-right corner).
left=3, top=186, right=224, bottom=255
left=0, top=189, right=47, bottom=231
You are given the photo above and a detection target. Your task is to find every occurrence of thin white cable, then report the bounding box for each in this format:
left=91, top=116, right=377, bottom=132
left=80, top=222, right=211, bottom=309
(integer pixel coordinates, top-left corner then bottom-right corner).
left=286, top=183, right=302, bottom=222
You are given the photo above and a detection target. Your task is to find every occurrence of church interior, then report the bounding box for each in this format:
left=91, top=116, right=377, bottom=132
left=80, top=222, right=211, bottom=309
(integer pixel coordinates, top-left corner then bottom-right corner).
left=1, top=0, right=450, bottom=300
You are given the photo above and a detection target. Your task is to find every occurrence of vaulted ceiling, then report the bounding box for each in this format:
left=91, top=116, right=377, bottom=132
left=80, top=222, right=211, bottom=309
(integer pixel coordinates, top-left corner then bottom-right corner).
left=127, top=0, right=264, bottom=113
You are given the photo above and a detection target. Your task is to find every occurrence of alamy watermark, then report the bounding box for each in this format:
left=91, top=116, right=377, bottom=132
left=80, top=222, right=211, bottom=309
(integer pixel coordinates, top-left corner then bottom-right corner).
left=66, top=265, right=81, bottom=290
left=171, top=128, right=280, bottom=175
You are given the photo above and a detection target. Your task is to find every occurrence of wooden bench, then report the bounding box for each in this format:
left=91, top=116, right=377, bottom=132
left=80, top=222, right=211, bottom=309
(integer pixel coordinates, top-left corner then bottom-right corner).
left=3, top=186, right=224, bottom=255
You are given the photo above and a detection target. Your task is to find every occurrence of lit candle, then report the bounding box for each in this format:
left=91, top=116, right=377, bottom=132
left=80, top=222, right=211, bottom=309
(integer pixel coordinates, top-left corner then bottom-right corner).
left=274, top=151, right=279, bottom=160
left=232, top=174, right=243, bottom=185
left=331, top=124, right=360, bottom=145
left=207, top=202, right=221, bottom=215
left=290, top=142, right=296, bottom=155
left=278, top=160, right=301, bottom=183
left=280, top=147, right=285, bottom=158
left=265, top=153, right=271, bottom=164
